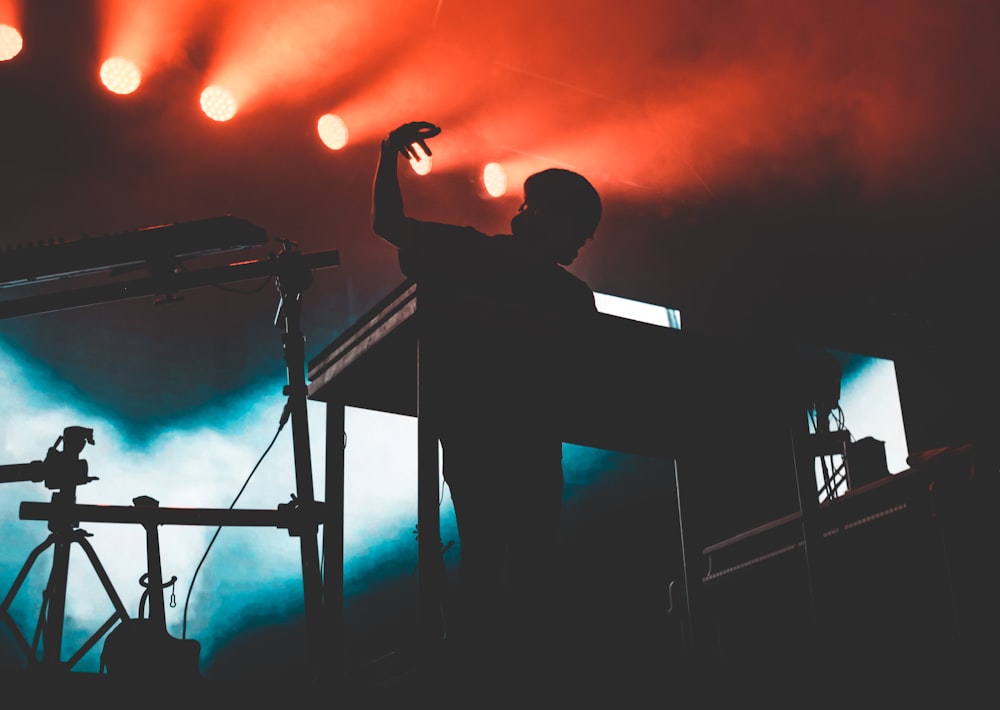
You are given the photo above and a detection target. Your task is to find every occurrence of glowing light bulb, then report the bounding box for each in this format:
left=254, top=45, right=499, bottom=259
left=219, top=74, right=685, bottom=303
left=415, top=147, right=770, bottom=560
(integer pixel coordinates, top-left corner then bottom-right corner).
left=200, top=85, right=238, bottom=122
left=483, top=162, right=507, bottom=197
left=99, top=57, right=141, bottom=95
left=0, top=24, right=23, bottom=61
left=317, top=113, right=349, bottom=150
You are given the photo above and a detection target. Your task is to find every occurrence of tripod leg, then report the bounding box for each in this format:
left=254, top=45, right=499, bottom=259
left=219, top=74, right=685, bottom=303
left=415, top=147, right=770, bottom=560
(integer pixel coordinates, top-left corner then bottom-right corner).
left=63, top=535, right=132, bottom=669
left=1, top=535, right=56, bottom=613
left=2, top=531, right=133, bottom=672
left=0, top=602, right=33, bottom=662
left=75, top=535, right=130, bottom=620
left=0, top=535, right=57, bottom=664
left=42, top=538, right=71, bottom=667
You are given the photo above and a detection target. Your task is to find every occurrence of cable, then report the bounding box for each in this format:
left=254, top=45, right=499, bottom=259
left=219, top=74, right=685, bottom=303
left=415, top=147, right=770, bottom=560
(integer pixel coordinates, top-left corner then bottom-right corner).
left=174, top=262, right=275, bottom=294
left=180, top=413, right=288, bottom=640
left=209, top=276, right=274, bottom=295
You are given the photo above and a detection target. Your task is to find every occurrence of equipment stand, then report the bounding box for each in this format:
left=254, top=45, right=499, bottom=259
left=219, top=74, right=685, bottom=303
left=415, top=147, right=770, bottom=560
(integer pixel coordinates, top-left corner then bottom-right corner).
left=0, top=428, right=130, bottom=671
left=1, top=524, right=131, bottom=671
left=272, top=243, right=325, bottom=675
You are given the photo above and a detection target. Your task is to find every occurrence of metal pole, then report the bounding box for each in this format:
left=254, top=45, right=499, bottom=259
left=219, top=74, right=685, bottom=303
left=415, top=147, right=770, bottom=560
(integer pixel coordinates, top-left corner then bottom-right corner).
left=324, top=401, right=346, bottom=671
left=274, top=249, right=324, bottom=676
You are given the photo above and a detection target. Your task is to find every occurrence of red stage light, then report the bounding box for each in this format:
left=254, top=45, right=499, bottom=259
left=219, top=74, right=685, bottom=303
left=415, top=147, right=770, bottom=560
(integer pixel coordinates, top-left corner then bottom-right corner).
left=409, top=143, right=432, bottom=176
left=483, top=162, right=507, bottom=197
left=0, top=24, right=23, bottom=61
left=99, top=57, right=141, bottom=95
left=200, top=85, right=238, bottom=122
left=317, top=113, right=349, bottom=150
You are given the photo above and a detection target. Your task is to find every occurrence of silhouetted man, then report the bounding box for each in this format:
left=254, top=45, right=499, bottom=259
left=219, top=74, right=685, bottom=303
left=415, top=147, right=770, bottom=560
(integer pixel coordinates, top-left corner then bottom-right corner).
left=372, top=121, right=601, bottom=689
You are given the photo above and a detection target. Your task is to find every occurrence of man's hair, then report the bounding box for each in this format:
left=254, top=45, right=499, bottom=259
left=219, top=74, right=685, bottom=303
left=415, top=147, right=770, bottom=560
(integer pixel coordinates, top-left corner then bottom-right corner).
left=524, top=168, right=602, bottom=238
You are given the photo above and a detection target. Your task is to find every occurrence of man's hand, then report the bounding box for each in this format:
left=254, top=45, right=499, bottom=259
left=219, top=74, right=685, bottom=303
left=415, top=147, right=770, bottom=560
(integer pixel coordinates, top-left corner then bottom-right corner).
left=373, top=122, right=440, bottom=247
left=386, top=121, right=441, bottom=161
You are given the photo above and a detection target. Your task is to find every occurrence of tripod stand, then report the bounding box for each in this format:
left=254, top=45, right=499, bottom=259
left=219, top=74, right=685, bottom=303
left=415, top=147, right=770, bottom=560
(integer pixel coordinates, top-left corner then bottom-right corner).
left=0, top=427, right=131, bottom=671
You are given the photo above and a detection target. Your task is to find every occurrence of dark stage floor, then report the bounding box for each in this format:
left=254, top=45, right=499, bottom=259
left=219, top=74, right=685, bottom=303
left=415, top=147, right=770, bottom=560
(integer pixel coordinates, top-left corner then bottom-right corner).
left=1, top=636, right=993, bottom=709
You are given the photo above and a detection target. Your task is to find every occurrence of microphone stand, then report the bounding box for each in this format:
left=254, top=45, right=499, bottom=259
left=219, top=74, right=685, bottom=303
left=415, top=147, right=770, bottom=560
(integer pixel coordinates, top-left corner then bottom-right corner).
left=272, top=241, right=325, bottom=678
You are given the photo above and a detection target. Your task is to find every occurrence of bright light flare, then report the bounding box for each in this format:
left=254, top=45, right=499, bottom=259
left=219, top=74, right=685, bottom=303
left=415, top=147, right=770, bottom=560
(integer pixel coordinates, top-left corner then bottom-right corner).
left=99, top=56, right=141, bottom=95
left=594, top=292, right=681, bottom=329
left=409, top=143, right=432, bottom=176
left=200, top=85, right=238, bottom=122
left=0, top=24, right=23, bottom=61
left=317, top=113, right=349, bottom=150
left=483, top=162, right=508, bottom=197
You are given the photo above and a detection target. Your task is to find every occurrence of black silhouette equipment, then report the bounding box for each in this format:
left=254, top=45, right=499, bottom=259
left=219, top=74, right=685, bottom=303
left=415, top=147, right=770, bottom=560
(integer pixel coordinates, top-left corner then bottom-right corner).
left=0, top=427, right=131, bottom=670
left=1, top=219, right=340, bottom=680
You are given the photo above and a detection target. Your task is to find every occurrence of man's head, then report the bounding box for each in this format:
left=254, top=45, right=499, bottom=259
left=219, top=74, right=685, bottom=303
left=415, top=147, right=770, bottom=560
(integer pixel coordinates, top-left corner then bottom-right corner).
left=510, top=168, right=602, bottom=265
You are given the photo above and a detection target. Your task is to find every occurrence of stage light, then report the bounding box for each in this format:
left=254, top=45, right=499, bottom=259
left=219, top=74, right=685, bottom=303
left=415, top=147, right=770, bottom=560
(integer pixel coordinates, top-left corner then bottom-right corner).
left=408, top=143, right=432, bottom=176
left=0, top=24, right=23, bottom=61
left=317, top=113, right=349, bottom=150
left=483, top=162, right=507, bottom=197
left=200, top=85, right=238, bottom=122
left=593, top=293, right=681, bottom=328
left=99, top=57, right=141, bottom=95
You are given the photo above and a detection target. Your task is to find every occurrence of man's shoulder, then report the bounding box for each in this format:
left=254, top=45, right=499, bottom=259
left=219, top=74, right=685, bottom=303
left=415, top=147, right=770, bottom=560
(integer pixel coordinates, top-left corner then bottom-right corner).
left=410, top=219, right=491, bottom=241
left=555, top=266, right=597, bottom=304
left=399, top=221, right=485, bottom=272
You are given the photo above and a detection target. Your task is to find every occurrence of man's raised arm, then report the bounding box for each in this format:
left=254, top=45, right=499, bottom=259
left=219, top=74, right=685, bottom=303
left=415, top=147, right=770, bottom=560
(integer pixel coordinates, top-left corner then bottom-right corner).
left=371, top=121, right=441, bottom=249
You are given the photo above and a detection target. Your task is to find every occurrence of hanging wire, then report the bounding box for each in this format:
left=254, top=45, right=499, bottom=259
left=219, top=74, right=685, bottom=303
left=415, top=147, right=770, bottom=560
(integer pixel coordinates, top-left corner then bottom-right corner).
left=181, top=411, right=288, bottom=639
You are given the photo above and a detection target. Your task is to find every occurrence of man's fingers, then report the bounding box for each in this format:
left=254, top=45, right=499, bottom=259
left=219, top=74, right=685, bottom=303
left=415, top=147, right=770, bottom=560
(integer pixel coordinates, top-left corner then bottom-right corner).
left=417, top=123, right=442, bottom=139
left=390, top=122, right=440, bottom=160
